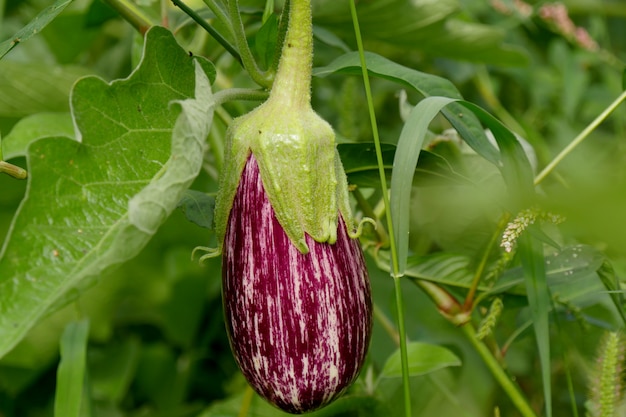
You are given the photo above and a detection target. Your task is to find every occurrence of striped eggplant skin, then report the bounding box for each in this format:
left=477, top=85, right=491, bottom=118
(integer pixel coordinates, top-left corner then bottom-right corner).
left=222, top=153, right=373, bottom=414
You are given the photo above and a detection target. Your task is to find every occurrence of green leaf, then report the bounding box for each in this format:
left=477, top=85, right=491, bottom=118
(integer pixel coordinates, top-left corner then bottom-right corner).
left=313, top=25, right=351, bottom=53
left=378, top=244, right=608, bottom=315
left=397, top=252, right=475, bottom=289
left=519, top=229, right=552, bottom=417
left=2, top=112, right=74, bottom=160
left=459, top=101, right=535, bottom=203
left=338, top=142, right=469, bottom=188
left=388, top=96, right=533, bottom=274
left=177, top=190, right=216, bottom=230
left=0, top=0, right=74, bottom=60
left=255, top=13, right=278, bottom=70
left=314, top=0, right=528, bottom=66
left=54, top=319, right=90, bottom=417
left=391, top=97, right=450, bottom=274
left=314, top=51, right=500, bottom=166
left=85, top=0, right=119, bottom=28
left=381, top=342, right=461, bottom=378
left=0, top=26, right=215, bottom=359
left=494, top=245, right=606, bottom=301
left=0, top=61, right=90, bottom=117
left=596, top=260, right=626, bottom=326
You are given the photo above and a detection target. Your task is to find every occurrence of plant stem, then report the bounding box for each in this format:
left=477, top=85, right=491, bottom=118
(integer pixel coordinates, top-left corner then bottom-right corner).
left=462, top=324, right=538, bottom=417
left=0, top=161, right=28, bottom=179
left=171, top=0, right=242, bottom=65
left=534, top=89, right=626, bottom=185
left=202, top=0, right=235, bottom=37
left=392, top=276, right=411, bottom=417
left=348, top=1, right=410, bottom=416
left=213, top=88, right=268, bottom=106
left=268, top=0, right=312, bottom=108
left=102, top=0, right=154, bottom=34
left=229, top=0, right=273, bottom=88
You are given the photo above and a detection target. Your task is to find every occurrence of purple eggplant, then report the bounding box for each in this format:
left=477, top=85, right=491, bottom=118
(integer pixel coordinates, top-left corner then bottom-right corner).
left=192, top=0, right=374, bottom=412
left=222, top=154, right=372, bottom=413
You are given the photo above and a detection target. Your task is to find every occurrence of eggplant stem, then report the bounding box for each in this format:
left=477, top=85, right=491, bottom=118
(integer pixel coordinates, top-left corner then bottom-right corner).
left=172, top=0, right=242, bottom=65
left=228, top=0, right=273, bottom=88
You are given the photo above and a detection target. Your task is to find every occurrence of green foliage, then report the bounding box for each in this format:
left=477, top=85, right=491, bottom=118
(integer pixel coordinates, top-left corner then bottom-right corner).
left=313, top=0, right=528, bottom=66
left=381, top=342, right=461, bottom=378
left=2, top=113, right=75, bottom=159
left=1, top=1, right=626, bottom=417
left=54, top=320, right=90, bottom=417
left=0, top=26, right=215, bottom=358
left=0, top=0, right=74, bottom=59
left=519, top=230, right=552, bottom=417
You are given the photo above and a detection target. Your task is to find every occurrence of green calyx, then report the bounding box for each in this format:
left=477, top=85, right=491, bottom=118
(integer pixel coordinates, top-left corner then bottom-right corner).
left=210, top=0, right=362, bottom=254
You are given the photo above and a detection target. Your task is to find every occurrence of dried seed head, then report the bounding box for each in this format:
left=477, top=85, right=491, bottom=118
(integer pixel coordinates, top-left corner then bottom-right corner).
left=500, top=208, right=564, bottom=253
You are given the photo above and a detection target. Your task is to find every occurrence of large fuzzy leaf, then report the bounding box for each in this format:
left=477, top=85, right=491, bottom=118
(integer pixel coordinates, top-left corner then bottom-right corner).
left=0, top=26, right=215, bottom=359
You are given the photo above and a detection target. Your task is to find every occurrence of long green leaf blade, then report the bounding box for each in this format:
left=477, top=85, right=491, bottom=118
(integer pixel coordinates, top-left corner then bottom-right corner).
left=390, top=95, right=534, bottom=274
left=391, top=96, right=456, bottom=274
left=0, top=0, right=73, bottom=60
left=54, top=319, right=90, bottom=417
left=314, top=51, right=500, bottom=165
left=519, top=229, right=552, bottom=417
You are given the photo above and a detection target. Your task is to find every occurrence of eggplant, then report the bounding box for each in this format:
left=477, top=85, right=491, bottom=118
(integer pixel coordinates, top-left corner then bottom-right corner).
left=222, top=154, right=372, bottom=413
left=196, top=0, right=374, bottom=412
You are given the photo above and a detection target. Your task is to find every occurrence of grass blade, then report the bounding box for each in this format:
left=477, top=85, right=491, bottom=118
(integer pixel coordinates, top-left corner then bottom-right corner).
left=391, top=96, right=457, bottom=273
left=519, top=229, right=552, bottom=417
left=54, top=319, right=90, bottom=417
left=0, top=0, right=73, bottom=60
left=391, top=97, right=534, bottom=274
